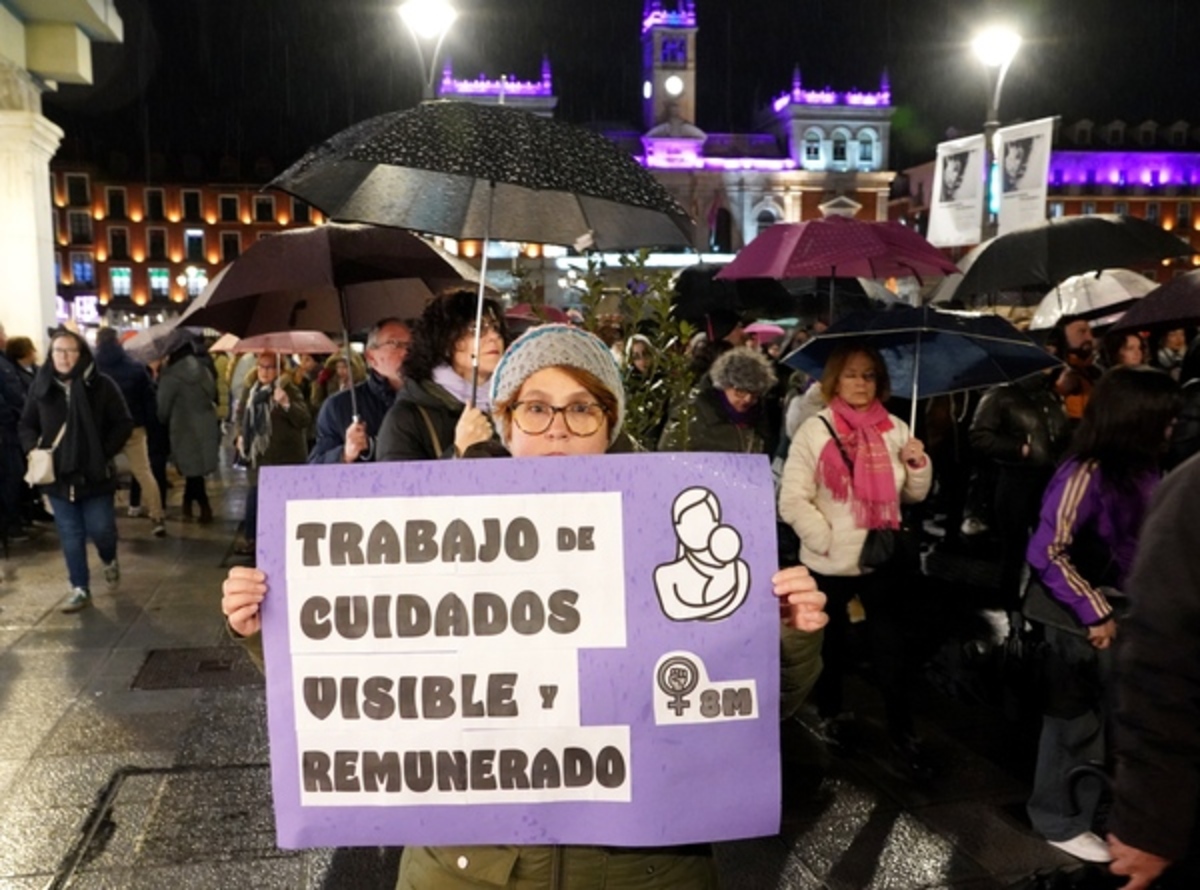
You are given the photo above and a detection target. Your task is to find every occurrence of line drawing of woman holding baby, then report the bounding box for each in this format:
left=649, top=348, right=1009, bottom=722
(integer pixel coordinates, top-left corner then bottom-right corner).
left=222, top=324, right=829, bottom=889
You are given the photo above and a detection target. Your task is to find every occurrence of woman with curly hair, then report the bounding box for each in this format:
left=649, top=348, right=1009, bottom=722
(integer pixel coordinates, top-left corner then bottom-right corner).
left=376, top=290, right=509, bottom=461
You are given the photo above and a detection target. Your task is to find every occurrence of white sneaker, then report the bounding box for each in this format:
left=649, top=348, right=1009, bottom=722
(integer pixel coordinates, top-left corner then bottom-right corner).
left=127, top=505, right=146, bottom=518
left=103, top=560, right=120, bottom=589
left=61, top=587, right=92, bottom=613
left=1047, top=831, right=1111, bottom=863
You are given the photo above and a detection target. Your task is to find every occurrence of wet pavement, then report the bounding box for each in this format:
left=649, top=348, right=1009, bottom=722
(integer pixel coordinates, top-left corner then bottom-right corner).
left=0, top=471, right=1086, bottom=889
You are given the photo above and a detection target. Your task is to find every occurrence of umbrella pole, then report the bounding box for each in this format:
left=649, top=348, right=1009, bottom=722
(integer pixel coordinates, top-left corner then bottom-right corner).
left=909, top=328, right=922, bottom=431
left=470, top=182, right=497, bottom=408
left=829, top=268, right=836, bottom=322
left=338, top=287, right=359, bottom=422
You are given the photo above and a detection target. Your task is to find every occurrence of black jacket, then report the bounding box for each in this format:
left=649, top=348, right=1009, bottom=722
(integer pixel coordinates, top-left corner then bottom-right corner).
left=1110, top=451, right=1200, bottom=862
left=969, top=373, right=1070, bottom=469
left=376, top=377, right=464, bottom=461
left=94, top=339, right=156, bottom=428
left=307, top=370, right=398, bottom=464
left=18, top=359, right=133, bottom=501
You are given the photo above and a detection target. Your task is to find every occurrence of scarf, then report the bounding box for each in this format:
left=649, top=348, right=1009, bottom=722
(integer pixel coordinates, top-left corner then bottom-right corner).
left=817, top=396, right=899, bottom=530
left=48, top=355, right=108, bottom=484
left=432, top=363, right=492, bottom=412
left=241, top=381, right=274, bottom=464
left=716, top=389, right=759, bottom=428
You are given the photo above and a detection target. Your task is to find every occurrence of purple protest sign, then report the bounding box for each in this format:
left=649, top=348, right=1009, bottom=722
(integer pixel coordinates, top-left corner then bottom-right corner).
left=259, top=452, right=781, bottom=848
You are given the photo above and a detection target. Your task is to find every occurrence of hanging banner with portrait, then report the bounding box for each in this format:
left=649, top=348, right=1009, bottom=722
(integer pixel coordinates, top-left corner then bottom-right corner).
left=256, top=453, right=783, bottom=848
left=997, top=117, right=1055, bottom=236
left=927, top=134, right=986, bottom=248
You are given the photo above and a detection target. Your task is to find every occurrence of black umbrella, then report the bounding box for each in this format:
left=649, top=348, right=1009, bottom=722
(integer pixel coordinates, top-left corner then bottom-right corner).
left=949, top=214, right=1194, bottom=301
left=672, top=264, right=796, bottom=323
left=1110, top=269, right=1200, bottom=333
left=179, top=222, right=478, bottom=417
left=783, top=306, right=1062, bottom=428
left=268, top=100, right=696, bottom=399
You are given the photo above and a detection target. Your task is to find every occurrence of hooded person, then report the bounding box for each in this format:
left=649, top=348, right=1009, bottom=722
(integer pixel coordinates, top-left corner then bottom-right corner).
left=658, top=346, right=778, bottom=455
left=18, top=328, right=133, bottom=612
left=220, top=324, right=830, bottom=889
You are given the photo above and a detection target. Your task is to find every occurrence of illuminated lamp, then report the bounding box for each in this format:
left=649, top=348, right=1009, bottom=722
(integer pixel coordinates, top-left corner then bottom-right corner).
left=96, top=250, right=107, bottom=262
left=99, top=294, right=109, bottom=305
left=58, top=235, right=68, bottom=246
left=54, top=197, right=65, bottom=208
left=132, top=250, right=145, bottom=262
left=524, top=244, right=541, bottom=258
left=93, top=210, right=104, bottom=220
left=242, top=214, right=252, bottom=224
left=133, top=292, right=147, bottom=306
left=130, top=212, right=143, bottom=222
left=168, top=213, right=180, bottom=223
left=277, top=215, right=290, bottom=226
left=461, top=241, right=477, bottom=258
left=664, top=75, right=684, bottom=97
left=170, top=251, right=182, bottom=263
left=1164, top=220, right=1175, bottom=231
left=205, top=214, right=217, bottom=225
left=207, top=252, right=220, bottom=265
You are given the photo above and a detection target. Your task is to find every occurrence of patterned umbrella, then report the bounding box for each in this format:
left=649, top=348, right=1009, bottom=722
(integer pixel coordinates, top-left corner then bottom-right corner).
left=716, top=216, right=959, bottom=282
left=268, top=101, right=696, bottom=400
left=267, top=101, right=695, bottom=252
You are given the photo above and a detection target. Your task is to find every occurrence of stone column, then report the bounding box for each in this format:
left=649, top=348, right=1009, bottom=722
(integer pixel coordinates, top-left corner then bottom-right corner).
left=0, top=58, right=63, bottom=344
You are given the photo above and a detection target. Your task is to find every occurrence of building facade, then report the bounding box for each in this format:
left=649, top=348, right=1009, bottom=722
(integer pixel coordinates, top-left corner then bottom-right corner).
left=48, top=165, right=323, bottom=328
left=892, top=118, right=1200, bottom=282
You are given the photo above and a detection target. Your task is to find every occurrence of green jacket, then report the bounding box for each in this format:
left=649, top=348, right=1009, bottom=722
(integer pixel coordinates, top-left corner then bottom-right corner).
left=657, top=383, right=774, bottom=456
left=396, top=843, right=717, bottom=889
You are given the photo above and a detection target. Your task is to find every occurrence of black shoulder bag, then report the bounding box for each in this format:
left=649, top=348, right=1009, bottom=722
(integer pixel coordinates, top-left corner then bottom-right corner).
left=818, top=416, right=917, bottom=571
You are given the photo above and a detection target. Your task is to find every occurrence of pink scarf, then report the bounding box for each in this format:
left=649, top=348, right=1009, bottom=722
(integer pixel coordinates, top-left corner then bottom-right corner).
left=817, top=396, right=899, bottom=530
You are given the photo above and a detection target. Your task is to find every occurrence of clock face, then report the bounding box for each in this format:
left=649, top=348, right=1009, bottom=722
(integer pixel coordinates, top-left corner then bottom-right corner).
left=664, top=75, right=685, bottom=97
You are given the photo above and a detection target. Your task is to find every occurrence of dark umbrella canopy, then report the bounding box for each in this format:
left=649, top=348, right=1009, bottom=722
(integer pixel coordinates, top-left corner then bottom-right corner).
left=123, top=321, right=205, bottom=364
left=783, top=306, right=1062, bottom=416
left=952, top=214, right=1194, bottom=299
left=178, top=223, right=478, bottom=335
left=1110, top=268, right=1200, bottom=333
left=672, top=263, right=797, bottom=322
left=268, top=101, right=695, bottom=251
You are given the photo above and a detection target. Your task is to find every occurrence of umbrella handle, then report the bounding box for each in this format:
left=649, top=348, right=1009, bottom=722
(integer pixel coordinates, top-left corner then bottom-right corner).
left=909, top=327, right=922, bottom=431
left=470, top=182, right=497, bottom=408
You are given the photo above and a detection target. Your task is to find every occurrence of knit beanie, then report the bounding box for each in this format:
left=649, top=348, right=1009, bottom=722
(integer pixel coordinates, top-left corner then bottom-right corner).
left=709, top=346, right=777, bottom=396
left=490, top=324, right=626, bottom=444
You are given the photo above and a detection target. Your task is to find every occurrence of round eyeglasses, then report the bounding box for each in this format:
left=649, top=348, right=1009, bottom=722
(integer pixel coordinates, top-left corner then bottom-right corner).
left=511, top=401, right=605, bottom=437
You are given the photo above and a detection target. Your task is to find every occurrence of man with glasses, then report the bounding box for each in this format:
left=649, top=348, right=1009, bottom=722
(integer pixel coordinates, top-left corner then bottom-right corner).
left=308, top=318, right=412, bottom=464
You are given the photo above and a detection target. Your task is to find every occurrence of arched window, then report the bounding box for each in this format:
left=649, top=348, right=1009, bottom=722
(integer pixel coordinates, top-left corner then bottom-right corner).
left=831, top=130, right=850, bottom=163
left=803, top=129, right=822, bottom=162
left=756, top=208, right=779, bottom=236
left=856, top=129, right=877, bottom=167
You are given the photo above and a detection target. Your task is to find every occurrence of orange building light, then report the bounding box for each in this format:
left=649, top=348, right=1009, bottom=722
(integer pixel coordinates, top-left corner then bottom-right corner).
left=96, top=250, right=107, bottom=262
left=205, top=214, right=217, bottom=225
left=132, top=250, right=145, bottom=263
left=168, top=213, right=181, bottom=223
left=170, top=251, right=183, bottom=263
left=130, top=211, right=143, bottom=223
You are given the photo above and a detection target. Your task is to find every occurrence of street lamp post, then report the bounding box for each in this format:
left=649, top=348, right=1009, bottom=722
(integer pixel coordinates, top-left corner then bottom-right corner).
left=398, top=0, right=458, bottom=101
left=972, top=25, right=1022, bottom=241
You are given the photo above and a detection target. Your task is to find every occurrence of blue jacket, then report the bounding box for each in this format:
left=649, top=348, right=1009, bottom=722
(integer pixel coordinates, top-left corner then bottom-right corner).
left=94, top=339, right=156, bottom=428
left=307, top=370, right=398, bottom=464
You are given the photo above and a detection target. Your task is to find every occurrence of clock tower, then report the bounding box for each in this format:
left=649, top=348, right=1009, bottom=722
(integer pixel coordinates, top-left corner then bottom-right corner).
left=641, top=1, right=697, bottom=129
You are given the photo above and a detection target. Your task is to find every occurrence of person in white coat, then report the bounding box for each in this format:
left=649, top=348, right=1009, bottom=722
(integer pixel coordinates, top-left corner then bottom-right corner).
left=779, top=341, right=933, bottom=776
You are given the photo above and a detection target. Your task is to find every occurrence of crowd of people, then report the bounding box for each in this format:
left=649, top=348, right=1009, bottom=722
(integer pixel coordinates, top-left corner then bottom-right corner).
left=5, top=297, right=1200, bottom=888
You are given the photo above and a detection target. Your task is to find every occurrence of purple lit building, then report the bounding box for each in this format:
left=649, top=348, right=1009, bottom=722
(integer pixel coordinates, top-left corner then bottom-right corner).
left=893, top=117, right=1200, bottom=282
left=602, top=1, right=898, bottom=255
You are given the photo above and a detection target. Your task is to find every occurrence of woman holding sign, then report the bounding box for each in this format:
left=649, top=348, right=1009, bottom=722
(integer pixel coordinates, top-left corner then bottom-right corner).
left=223, top=324, right=828, bottom=889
